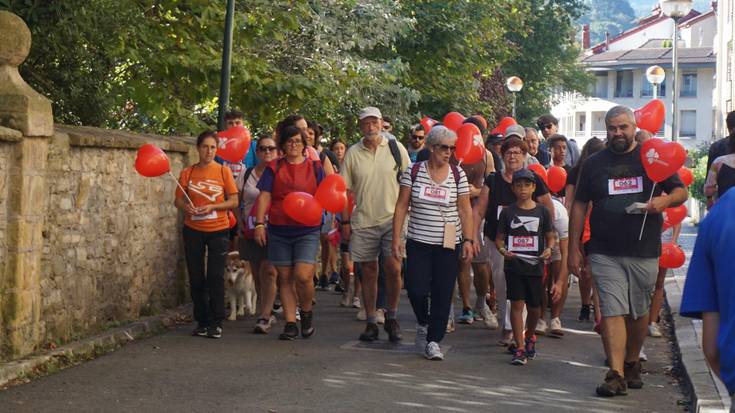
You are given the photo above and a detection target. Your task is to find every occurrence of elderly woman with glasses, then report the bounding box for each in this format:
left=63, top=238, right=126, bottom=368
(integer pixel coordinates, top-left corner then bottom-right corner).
left=472, top=136, right=555, bottom=347
left=392, top=126, right=475, bottom=361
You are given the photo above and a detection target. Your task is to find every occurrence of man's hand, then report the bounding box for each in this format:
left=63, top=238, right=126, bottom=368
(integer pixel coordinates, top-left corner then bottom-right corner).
left=551, top=282, right=564, bottom=303
left=647, top=195, right=671, bottom=213
left=461, top=242, right=474, bottom=262
left=568, top=248, right=583, bottom=276
left=391, top=240, right=404, bottom=260
left=540, top=248, right=552, bottom=260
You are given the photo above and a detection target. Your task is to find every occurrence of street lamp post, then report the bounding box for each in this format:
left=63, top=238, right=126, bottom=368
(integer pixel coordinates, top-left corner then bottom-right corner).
left=646, top=65, right=666, bottom=101
left=506, top=76, right=523, bottom=119
left=660, top=0, right=693, bottom=142
left=217, top=0, right=236, bottom=130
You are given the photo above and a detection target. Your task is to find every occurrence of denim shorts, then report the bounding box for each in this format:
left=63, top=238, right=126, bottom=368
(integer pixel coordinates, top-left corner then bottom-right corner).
left=267, top=231, right=320, bottom=267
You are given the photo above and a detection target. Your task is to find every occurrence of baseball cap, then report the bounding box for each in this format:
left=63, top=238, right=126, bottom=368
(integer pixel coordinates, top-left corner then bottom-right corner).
left=358, top=106, right=382, bottom=120
left=505, top=124, right=525, bottom=139
left=512, top=168, right=536, bottom=184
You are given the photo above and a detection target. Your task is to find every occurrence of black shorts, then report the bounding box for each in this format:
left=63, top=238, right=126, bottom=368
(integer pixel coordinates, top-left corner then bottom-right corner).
left=239, top=238, right=268, bottom=262
left=505, top=272, right=543, bottom=308
left=340, top=242, right=350, bottom=254
left=228, top=225, right=238, bottom=240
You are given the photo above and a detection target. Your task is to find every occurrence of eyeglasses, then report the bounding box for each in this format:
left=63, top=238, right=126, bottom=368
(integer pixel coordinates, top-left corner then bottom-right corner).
left=286, top=139, right=304, bottom=147
left=258, top=146, right=277, bottom=152
left=435, top=144, right=456, bottom=152
left=504, top=150, right=524, bottom=157
left=411, top=135, right=425, bottom=140
left=540, top=124, right=555, bottom=130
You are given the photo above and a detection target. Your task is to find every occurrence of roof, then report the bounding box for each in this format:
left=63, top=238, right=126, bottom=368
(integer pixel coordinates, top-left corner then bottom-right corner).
left=582, top=47, right=716, bottom=69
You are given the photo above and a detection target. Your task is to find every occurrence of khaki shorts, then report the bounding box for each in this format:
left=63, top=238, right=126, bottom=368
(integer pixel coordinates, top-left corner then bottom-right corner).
left=588, top=254, right=658, bottom=319
left=472, top=232, right=491, bottom=263
left=349, top=221, right=404, bottom=262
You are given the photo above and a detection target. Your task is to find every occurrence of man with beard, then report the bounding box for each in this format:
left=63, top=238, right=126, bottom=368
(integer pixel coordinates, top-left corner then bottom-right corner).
left=407, top=124, right=426, bottom=163
left=568, top=106, right=687, bottom=397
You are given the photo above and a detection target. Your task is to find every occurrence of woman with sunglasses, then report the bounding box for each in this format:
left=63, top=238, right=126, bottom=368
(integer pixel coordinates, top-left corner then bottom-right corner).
left=407, top=124, right=426, bottom=163
left=392, top=126, right=475, bottom=360
left=254, top=125, right=326, bottom=340
left=236, top=135, right=280, bottom=334
left=472, top=136, right=555, bottom=348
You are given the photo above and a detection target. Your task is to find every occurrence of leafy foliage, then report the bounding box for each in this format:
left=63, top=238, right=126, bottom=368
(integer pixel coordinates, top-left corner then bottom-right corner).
left=578, top=0, right=637, bottom=45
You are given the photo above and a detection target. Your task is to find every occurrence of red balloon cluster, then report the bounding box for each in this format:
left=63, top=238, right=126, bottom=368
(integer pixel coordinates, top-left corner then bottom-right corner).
left=315, top=174, right=348, bottom=213
left=443, top=112, right=466, bottom=132
left=217, top=126, right=252, bottom=163
left=456, top=123, right=484, bottom=164
left=135, top=144, right=170, bottom=177
left=635, top=100, right=665, bottom=135
left=547, top=166, right=568, bottom=193
left=284, top=174, right=349, bottom=225
left=528, top=163, right=548, bottom=185
left=678, top=166, right=694, bottom=186
left=662, top=204, right=687, bottom=230
left=639, top=138, right=687, bottom=183
left=660, top=242, right=685, bottom=269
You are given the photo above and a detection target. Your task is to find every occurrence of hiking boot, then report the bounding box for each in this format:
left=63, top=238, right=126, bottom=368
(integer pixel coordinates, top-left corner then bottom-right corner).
left=549, top=317, right=564, bottom=337
left=596, top=370, right=628, bottom=397
left=384, top=318, right=403, bottom=342
left=191, top=325, right=208, bottom=337
left=206, top=326, right=222, bottom=339
left=458, top=308, right=475, bottom=324
left=624, top=361, right=643, bottom=389
left=511, top=348, right=527, bottom=365
left=359, top=322, right=379, bottom=342
left=279, top=322, right=299, bottom=340
left=300, top=310, right=315, bottom=338
left=578, top=305, right=591, bottom=322
left=425, top=341, right=444, bottom=360
left=524, top=336, right=537, bottom=360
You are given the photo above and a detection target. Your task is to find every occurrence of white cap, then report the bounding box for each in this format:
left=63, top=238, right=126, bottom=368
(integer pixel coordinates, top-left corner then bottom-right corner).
left=358, top=106, right=382, bottom=120
left=505, top=124, right=525, bottom=139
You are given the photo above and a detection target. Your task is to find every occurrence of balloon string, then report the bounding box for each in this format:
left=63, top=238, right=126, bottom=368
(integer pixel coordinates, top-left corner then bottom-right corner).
left=169, top=171, right=194, bottom=207
left=638, top=183, right=656, bottom=241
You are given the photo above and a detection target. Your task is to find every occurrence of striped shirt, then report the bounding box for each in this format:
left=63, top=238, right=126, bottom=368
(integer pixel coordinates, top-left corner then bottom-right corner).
left=400, top=161, right=470, bottom=245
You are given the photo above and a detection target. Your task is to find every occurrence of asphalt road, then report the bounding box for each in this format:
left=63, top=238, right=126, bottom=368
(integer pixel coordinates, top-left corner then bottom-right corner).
left=0, top=283, right=687, bottom=413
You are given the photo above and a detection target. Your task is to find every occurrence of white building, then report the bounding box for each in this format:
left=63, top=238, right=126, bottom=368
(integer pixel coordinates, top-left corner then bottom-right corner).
left=714, top=0, right=735, bottom=137
left=551, top=5, right=717, bottom=150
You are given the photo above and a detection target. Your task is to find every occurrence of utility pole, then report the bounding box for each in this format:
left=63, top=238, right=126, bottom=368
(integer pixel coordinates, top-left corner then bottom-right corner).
left=217, top=0, right=236, bottom=130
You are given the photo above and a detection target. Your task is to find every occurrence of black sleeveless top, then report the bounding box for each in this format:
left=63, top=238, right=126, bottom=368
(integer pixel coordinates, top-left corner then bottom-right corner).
left=717, top=164, right=735, bottom=198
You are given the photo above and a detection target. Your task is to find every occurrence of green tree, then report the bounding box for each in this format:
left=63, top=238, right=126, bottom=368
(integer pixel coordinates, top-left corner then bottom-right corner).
left=578, top=0, right=637, bottom=45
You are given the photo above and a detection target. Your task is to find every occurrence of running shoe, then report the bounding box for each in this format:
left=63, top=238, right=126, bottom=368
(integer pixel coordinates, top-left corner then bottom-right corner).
left=253, top=318, right=271, bottom=334
left=300, top=310, right=315, bottom=338
left=329, top=271, right=340, bottom=285
left=524, top=336, right=537, bottom=360
left=578, top=305, right=591, bottom=322
left=425, top=341, right=444, bottom=361
left=334, top=283, right=345, bottom=293
left=549, top=317, right=564, bottom=337
left=458, top=308, right=475, bottom=324
left=511, top=348, right=527, bottom=365
left=191, top=325, right=208, bottom=337
left=356, top=308, right=367, bottom=321
left=535, top=318, right=548, bottom=336
left=273, top=300, right=283, bottom=314
left=415, top=324, right=428, bottom=353
left=507, top=342, right=518, bottom=355
left=639, top=346, right=648, bottom=362
left=479, top=306, right=499, bottom=330
left=648, top=323, right=662, bottom=338
left=352, top=297, right=361, bottom=309
left=279, top=322, right=299, bottom=340
left=206, top=326, right=222, bottom=339
left=376, top=309, right=386, bottom=325
left=359, top=322, right=379, bottom=342
left=596, top=370, right=628, bottom=397
left=384, top=318, right=402, bottom=342
left=340, top=293, right=351, bottom=308
left=317, top=275, right=329, bottom=290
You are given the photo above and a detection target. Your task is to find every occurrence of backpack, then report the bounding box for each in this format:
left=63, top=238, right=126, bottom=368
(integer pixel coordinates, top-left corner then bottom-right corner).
left=409, top=161, right=461, bottom=188
left=388, top=139, right=404, bottom=183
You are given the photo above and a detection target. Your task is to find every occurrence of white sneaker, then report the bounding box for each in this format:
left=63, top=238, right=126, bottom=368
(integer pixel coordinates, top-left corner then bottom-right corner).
left=415, top=324, right=428, bottom=354
left=352, top=297, right=361, bottom=309
left=479, top=306, right=499, bottom=330
left=549, top=317, right=564, bottom=337
left=446, top=313, right=455, bottom=333
left=648, top=323, right=662, bottom=338
left=639, top=346, right=648, bottom=362
left=376, top=309, right=386, bottom=325
left=535, top=318, right=548, bottom=336
left=425, top=341, right=444, bottom=360
left=356, top=308, right=366, bottom=321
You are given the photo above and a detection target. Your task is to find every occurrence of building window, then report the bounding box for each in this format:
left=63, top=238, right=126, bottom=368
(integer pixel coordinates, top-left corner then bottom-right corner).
left=680, top=72, right=697, bottom=97
left=641, top=75, right=666, bottom=97
left=614, top=70, right=633, bottom=98
left=680, top=110, right=696, bottom=137
left=593, top=73, right=608, bottom=98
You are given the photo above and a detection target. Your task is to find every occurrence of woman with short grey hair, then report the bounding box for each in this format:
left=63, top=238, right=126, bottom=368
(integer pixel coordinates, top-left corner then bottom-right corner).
left=392, top=125, right=475, bottom=360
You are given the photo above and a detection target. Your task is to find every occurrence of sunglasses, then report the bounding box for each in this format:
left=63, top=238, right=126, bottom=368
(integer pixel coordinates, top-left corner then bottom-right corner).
left=434, top=144, right=456, bottom=152
left=258, top=146, right=277, bottom=152
left=411, top=135, right=425, bottom=140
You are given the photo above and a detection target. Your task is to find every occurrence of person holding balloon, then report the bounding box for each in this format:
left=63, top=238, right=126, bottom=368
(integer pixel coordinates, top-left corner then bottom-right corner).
left=568, top=106, right=688, bottom=397
left=253, top=125, right=327, bottom=340
left=175, top=130, right=239, bottom=339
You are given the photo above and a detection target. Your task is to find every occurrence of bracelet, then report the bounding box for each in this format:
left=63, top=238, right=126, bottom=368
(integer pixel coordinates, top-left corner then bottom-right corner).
left=254, top=224, right=266, bottom=229
left=462, top=239, right=474, bottom=245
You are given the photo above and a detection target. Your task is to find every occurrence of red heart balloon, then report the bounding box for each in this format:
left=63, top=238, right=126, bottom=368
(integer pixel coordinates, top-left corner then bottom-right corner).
left=284, top=192, right=323, bottom=226
left=135, top=144, right=170, bottom=177
left=634, top=99, right=665, bottom=135
left=528, top=163, right=548, bottom=185
left=663, top=204, right=687, bottom=229
left=217, top=126, right=252, bottom=163
left=659, top=242, right=685, bottom=269
left=497, top=117, right=517, bottom=135
left=443, top=112, right=466, bottom=132
left=315, top=174, right=348, bottom=213
left=456, top=123, right=481, bottom=161
left=677, top=166, right=693, bottom=186
left=420, top=116, right=438, bottom=134
left=547, top=165, right=568, bottom=193
left=639, top=138, right=686, bottom=183
left=463, top=142, right=485, bottom=164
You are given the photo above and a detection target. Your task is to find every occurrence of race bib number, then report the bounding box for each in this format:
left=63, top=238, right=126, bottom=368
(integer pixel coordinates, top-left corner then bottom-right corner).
left=508, top=235, right=538, bottom=252
left=608, top=177, right=643, bottom=195
left=418, top=184, right=450, bottom=205
left=191, top=210, right=218, bottom=221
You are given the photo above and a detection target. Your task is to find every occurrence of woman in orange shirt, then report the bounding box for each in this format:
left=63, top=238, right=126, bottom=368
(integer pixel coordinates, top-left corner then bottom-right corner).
left=175, top=131, right=239, bottom=339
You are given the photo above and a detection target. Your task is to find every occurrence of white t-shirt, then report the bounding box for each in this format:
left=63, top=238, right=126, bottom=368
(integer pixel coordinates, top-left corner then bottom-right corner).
left=551, top=198, right=569, bottom=240
left=400, top=162, right=470, bottom=245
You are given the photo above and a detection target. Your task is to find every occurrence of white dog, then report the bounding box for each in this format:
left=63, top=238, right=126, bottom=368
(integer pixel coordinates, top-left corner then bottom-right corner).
left=224, top=252, right=257, bottom=321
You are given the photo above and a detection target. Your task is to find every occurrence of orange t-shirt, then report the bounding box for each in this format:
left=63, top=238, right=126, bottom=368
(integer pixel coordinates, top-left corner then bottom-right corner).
left=176, top=162, right=238, bottom=232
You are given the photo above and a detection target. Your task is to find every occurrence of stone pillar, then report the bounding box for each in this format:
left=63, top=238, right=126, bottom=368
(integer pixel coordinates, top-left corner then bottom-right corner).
left=0, top=11, right=53, bottom=359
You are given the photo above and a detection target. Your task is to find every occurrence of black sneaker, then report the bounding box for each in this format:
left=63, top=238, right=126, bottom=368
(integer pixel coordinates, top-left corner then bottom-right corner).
left=206, top=326, right=222, bottom=339
left=317, top=275, right=329, bottom=290
left=359, top=322, right=379, bottom=342
left=279, top=322, right=299, bottom=340
left=191, top=325, right=208, bottom=337
left=578, top=305, right=591, bottom=322
left=300, top=310, right=315, bottom=338
left=384, top=318, right=402, bottom=342
left=329, top=271, right=340, bottom=284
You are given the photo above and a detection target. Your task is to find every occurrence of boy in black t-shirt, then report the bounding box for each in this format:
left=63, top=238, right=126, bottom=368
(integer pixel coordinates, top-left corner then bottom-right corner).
left=496, top=169, right=555, bottom=366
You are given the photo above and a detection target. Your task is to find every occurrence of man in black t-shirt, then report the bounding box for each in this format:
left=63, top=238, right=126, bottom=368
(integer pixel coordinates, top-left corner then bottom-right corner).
left=568, top=106, right=688, bottom=397
left=496, top=169, right=555, bottom=365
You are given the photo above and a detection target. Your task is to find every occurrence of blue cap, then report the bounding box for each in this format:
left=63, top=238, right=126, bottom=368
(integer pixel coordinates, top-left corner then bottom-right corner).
left=512, top=168, right=536, bottom=183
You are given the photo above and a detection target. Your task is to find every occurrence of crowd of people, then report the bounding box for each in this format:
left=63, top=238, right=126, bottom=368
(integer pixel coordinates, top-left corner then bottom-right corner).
left=173, top=104, right=735, bottom=400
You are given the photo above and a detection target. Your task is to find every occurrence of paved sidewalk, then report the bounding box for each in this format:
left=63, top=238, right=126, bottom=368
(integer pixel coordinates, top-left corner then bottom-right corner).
left=667, top=222, right=732, bottom=412
left=0, top=283, right=687, bottom=412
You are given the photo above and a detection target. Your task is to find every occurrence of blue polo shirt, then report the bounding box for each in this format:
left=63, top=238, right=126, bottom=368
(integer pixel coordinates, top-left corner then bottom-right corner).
left=681, top=187, right=735, bottom=395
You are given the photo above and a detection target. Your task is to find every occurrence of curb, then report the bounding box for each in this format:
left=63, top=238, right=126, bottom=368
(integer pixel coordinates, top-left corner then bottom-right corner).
left=0, top=304, right=192, bottom=388
left=666, top=269, right=730, bottom=412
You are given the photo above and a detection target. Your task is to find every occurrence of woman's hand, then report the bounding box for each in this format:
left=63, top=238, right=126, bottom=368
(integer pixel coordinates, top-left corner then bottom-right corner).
left=254, top=226, right=267, bottom=247
left=184, top=203, right=198, bottom=216
left=196, top=204, right=215, bottom=215
left=461, top=242, right=474, bottom=262
left=391, top=240, right=404, bottom=260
